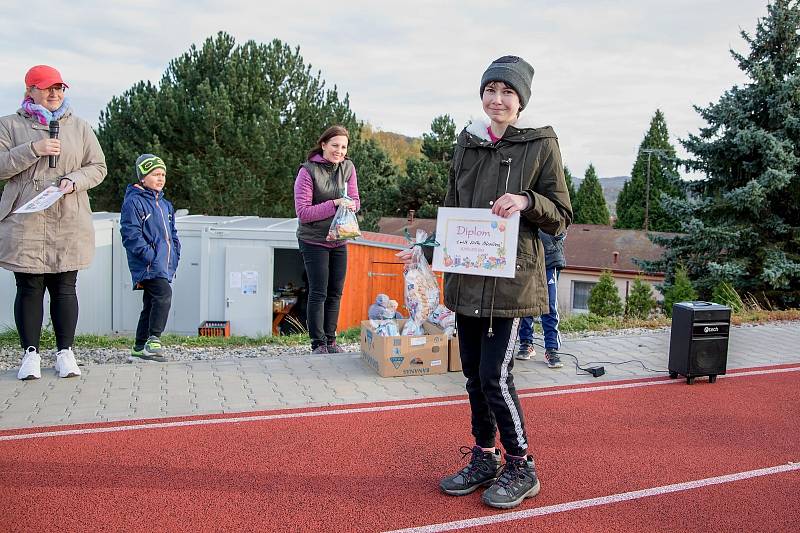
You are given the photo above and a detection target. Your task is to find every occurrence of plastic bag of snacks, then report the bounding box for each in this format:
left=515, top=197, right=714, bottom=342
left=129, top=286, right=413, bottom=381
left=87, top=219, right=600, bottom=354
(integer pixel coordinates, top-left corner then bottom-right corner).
left=327, top=196, right=361, bottom=241
left=402, top=230, right=440, bottom=336
left=428, top=304, right=456, bottom=337
left=368, top=294, right=402, bottom=320
left=370, top=319, right=400, bottom=337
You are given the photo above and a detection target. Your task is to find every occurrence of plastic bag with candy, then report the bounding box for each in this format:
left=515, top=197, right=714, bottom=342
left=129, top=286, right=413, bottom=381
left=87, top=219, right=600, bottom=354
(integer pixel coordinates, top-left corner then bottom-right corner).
left=368, top=294, right=403, bottom=320
left=327, top=197, right=361, bottom=241
left=368, top=294, right=392, bottom=320
left=370, top=319, right=400, bottom=337
left=402, top=230, right=440, bottom=335
left=428, top=304, right=456, bottom=337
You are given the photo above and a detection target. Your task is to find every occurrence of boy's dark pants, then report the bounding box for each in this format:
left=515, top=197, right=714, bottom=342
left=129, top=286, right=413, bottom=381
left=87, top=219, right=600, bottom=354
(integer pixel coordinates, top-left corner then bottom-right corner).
left=135, top=278, right=172, bottom=347
left=456, top=314, right=529, bottom=457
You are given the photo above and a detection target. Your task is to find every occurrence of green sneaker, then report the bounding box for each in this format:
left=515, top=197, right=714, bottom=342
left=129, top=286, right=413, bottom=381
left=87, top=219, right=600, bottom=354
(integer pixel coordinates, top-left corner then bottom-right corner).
left=144, top=336, right=164, bottom=356
left=128, top=337, right=167, bottom=363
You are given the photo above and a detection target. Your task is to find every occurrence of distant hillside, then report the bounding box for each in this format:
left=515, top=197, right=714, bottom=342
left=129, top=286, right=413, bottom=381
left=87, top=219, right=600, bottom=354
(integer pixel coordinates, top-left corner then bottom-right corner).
left=573, top=175, right=630, bottom=215
left=361, top=124, right=422, bottom=172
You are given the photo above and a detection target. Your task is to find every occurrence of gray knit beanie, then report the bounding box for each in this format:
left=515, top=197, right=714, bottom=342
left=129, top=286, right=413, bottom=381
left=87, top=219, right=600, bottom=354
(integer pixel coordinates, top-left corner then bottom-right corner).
left=135, top=154, right=166, bottom=181
left=480, top=55, right=535, bottom=110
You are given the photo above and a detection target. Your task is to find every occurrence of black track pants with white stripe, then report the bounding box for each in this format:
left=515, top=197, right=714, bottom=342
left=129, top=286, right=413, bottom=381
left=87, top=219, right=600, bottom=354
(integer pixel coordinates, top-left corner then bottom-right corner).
left=456, top=314, right=529, bottom=456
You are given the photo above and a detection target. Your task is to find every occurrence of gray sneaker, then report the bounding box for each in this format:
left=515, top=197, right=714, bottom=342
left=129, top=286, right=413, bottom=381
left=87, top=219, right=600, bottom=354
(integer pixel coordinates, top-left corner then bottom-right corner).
left=482, top=454, right=541, bottom=509
left=515, top=343, right=535, bottom=361
left=545, top=349, right=563, bottom=369
left=440, top=446, right=502, bottom=496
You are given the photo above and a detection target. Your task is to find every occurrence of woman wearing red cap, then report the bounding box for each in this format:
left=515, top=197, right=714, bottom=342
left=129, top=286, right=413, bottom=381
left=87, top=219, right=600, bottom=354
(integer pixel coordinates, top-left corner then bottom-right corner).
left=0, top=65, right=107, bottom=380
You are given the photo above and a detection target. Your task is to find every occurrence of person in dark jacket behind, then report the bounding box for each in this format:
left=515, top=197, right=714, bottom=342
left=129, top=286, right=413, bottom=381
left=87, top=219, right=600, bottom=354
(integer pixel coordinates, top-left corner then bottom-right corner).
left=516, top=230, right=567, bottom=367
left=399, top=55, right=572, bottom=509
left=120, top=154, right=181, bottom=362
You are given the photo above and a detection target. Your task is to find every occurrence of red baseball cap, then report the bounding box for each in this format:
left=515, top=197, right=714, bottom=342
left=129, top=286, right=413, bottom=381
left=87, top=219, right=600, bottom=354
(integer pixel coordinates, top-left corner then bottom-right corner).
left=24, top=65, right=69, bottom=89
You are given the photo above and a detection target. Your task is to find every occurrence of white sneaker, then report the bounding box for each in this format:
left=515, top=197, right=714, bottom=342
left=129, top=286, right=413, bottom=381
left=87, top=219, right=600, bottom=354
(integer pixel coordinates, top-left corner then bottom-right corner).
left=54, top=348, right=81, bottom=378
left=17, top=346, right=41, bottom=380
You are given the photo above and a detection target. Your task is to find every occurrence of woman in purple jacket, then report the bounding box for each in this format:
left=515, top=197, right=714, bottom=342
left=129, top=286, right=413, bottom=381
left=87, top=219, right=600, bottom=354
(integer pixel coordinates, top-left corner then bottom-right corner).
left=293, top=125, right=360, bottom=354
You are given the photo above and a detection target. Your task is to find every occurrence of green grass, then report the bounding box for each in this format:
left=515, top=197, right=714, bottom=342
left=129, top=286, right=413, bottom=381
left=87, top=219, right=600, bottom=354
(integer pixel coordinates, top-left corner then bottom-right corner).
left=0, top=325, right=361, bottom=350
left=1, top=310, right=796, bottom=350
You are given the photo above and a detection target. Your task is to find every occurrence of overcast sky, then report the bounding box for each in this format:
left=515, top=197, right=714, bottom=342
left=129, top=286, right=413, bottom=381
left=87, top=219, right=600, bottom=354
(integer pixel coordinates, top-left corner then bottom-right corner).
left=0, top=0, right=768, bottom=178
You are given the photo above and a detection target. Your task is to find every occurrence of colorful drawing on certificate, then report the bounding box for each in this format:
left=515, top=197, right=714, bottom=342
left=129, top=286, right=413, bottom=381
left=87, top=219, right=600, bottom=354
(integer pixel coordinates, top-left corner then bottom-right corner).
left=432, top=208, right=519, bottom=278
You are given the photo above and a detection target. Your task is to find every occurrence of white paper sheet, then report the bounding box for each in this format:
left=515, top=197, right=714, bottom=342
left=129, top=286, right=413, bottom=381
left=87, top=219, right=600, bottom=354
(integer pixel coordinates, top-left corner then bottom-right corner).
left=432, top=208, right=520, bottom=278
left=13, top=186, right=64, bottom=214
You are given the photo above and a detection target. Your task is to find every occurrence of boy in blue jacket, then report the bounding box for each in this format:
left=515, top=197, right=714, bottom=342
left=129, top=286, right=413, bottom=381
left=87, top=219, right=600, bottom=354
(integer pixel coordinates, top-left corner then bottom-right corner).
left=120, top=154, right=181, bottom=362
left=516, top=230, right=566, bottom=368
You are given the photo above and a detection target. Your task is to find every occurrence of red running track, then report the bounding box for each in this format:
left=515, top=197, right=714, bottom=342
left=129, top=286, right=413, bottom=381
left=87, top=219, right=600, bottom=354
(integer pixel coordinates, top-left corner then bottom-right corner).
left=1, top=365, right=799, bottom=532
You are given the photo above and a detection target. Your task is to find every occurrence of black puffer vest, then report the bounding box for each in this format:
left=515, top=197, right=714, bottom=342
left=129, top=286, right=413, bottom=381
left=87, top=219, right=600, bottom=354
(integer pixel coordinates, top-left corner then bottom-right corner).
left=296, top=158, right=355, bottom=244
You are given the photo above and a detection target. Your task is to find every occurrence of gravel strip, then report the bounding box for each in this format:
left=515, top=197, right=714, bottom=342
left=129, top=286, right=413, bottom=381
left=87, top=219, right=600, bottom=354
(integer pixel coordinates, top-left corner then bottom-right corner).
left=2, top=320, right=797, bottom=372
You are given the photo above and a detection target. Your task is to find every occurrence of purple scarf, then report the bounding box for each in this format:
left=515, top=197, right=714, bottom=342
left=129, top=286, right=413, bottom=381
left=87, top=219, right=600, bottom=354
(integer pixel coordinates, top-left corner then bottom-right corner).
left=21, top=96, right=71, bottom=125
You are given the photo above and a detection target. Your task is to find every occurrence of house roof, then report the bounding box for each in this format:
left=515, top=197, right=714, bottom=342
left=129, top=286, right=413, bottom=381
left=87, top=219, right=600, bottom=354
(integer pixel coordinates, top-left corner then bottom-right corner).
left=564, top=224, right=673, bottom=274
left=377, top=218, right=673, bottom=274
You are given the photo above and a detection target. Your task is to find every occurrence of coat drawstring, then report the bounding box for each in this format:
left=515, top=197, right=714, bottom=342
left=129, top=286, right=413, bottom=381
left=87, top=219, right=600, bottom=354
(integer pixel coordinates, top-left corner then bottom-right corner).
left=488, top=156, right=514, bottom=338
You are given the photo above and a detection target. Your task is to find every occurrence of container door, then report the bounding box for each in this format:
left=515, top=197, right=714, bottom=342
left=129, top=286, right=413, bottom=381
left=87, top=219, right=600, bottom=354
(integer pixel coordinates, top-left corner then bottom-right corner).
left=368, top=262, right=405, bottom=313
left=224, top=246, right=272, bottom=337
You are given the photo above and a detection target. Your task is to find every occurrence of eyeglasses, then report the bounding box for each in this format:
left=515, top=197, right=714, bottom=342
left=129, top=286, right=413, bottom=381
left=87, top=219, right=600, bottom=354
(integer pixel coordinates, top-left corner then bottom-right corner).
left=32, top=84, right=67, bottom=93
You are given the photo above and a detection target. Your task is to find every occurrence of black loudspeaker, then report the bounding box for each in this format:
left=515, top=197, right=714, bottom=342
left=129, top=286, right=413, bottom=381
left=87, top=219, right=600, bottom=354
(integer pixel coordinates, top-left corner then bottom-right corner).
left=668, top=301, right=731, bottom=384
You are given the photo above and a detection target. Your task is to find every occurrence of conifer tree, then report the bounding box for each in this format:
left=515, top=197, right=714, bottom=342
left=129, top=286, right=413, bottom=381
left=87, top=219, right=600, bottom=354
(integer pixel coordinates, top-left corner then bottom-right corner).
left=662, top=266, right=698, bottom=317
left=615, top=110, right=684, bottom=231
left=394, top=115, right=455, bottom=218
left=564, top=166, right=578, bottom=209
left=642, top=1, right=800, bottom=307
left=573, top=164, right=610, bottom=225
left=93, top=32, right=393, bottom=218
left=626, top=277, right=657, bottom=319
left=588, top=270, right=624, bottom=316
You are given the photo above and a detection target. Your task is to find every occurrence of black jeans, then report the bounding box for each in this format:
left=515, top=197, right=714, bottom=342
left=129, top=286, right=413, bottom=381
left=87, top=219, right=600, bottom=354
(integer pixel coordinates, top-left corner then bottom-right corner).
left=135, top=278, right=173, bottom=347
left=456, top=314, right=529, bottom=457
left=298, top=241, right=347, bottom=348
left=14, top=271, right=79, bottom=351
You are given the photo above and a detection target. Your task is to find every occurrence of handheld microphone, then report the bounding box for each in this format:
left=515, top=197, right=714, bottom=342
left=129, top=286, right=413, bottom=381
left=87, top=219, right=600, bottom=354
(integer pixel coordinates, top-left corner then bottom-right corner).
left=48, top=120, right=59, bottom=168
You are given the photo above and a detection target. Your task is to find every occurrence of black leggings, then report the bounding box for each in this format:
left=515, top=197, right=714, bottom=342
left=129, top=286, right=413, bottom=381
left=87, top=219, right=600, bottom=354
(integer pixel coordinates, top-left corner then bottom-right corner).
left=298, top=241, right=347, bottom=348
left=14, top=271, right=79, bottom=351
left=456, top=314, right=529, bottom=457
left=135, top=278, right=173, bottom=347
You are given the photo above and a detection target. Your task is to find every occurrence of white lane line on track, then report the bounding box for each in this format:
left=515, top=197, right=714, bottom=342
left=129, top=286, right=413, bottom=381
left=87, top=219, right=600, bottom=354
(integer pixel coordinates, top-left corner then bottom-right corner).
left=1, top=365, right=798, bottom=442
left=383, top=462, right=800, bottom=533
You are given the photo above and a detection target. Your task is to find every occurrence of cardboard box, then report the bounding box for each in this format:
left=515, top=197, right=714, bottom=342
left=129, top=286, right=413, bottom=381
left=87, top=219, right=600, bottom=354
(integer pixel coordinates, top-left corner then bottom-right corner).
left=360, top=320, right=448, bottom=377
left=448, top=334, right=462, bottom=372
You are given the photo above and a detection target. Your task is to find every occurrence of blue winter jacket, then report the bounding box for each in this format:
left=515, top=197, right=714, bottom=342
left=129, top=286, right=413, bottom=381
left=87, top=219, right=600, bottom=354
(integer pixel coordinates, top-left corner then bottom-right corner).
left=538, top=229, right=566, bottom=270
left=120, top=184, right=181, bottom=287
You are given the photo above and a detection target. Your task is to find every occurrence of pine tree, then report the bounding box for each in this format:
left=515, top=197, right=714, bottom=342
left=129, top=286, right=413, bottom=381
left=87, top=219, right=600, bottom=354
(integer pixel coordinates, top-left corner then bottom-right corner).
left=588, top=270, right=624, bottom=316
left=394, top=115, right=455, bottom=218
left=349, top=138, right=399, bottom=231
left=642, top=1, right=800, bottom=307
left=573, top=164, right=610, bottom=225
left=421, top=114, right=457, bottom=162
left=564, top=166, right=578, bottom=209
left=662, top=266, right=698, bottom=317
left=615, top=110, right=684, bottom=231
left=92, top=32, right=391, bottom=218
left=626, top=277, right=657, bottom=319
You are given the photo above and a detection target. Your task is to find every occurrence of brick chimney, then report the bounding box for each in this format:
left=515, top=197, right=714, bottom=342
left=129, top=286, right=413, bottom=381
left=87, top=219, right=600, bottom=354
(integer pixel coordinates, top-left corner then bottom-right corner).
left=408, top=210, right=415, bottom=224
